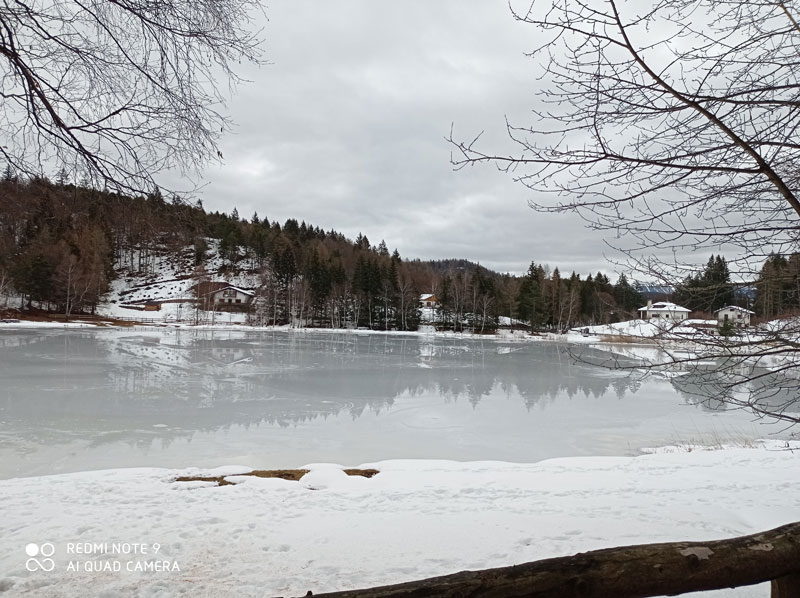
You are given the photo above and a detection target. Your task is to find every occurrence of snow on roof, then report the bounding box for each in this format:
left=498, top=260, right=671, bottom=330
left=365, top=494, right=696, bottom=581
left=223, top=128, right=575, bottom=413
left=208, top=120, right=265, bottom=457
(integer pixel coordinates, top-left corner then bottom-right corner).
left=209, top=285, right=254, bottom=296
left=227, top=286, right=254, bottom=296
left=714, top=305, right=754, bottom=314
left=420, top=294, right=436, bottom=301
left=637, top=302, right=691, bottom=312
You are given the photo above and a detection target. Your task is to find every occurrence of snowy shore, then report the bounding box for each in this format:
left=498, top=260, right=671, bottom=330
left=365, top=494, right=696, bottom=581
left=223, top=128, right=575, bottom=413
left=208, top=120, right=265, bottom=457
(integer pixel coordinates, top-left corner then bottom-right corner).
left=0, top=316, right=616, bottom=347
left=0, top=317, right=557, bottom=346
left=2, top=444, right=798, bottom=598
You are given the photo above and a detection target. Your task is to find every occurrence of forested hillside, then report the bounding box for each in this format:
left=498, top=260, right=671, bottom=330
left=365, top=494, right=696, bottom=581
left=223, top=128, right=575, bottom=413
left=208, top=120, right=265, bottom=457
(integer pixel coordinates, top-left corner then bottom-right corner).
left=0, top=173, right=651, bottom=330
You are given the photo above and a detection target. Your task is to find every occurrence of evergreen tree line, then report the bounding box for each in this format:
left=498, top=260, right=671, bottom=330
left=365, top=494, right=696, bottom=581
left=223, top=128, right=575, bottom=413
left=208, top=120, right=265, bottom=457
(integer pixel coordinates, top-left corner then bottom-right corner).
left=672, top=255, right=737, bottom=314
left=1, top=172, right=654, bottom=328
left=671, top=253, right=800, bottom=321
left=754, top=254, right=800, bottom=319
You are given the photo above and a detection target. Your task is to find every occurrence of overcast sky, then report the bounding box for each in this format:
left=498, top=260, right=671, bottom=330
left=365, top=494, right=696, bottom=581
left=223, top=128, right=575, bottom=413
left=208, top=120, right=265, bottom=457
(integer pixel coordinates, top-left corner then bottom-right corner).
left=196, top=1, right=614, bottom=277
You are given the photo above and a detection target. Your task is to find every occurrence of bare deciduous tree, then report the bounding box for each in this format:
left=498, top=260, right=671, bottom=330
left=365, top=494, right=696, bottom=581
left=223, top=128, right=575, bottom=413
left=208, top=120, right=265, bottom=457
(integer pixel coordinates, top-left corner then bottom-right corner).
left=0, top=266, right=10, bottom=307
left=0, top=0, right=263, bottom=194
left=451, top=0, right=799, bottom=270
left=450, top=0, right=800, bottom=424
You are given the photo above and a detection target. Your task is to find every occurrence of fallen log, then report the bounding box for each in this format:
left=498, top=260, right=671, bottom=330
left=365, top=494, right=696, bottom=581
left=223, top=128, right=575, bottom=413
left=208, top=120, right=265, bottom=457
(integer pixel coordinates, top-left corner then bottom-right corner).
left=307, top=521, right=800, bottom=598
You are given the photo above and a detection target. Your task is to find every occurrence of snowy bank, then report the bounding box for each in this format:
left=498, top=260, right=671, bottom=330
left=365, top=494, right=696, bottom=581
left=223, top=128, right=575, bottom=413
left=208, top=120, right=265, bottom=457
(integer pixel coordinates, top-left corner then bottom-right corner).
left=0, top=317, right=541, bottom=343
left=0, top=320, right=96, bottom=329
left=1, top=445, right=798, bottom=597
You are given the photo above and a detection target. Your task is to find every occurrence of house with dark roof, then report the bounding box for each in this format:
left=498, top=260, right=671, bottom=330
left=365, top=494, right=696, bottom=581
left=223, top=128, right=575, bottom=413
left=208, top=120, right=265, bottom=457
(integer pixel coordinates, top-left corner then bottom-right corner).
left=192, top=282, right=255, bottom=311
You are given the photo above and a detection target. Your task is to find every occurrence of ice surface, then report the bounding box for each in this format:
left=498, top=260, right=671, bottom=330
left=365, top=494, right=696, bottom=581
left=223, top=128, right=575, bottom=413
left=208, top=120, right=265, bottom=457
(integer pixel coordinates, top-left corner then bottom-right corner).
left=0, top=328, right=793, bottom=479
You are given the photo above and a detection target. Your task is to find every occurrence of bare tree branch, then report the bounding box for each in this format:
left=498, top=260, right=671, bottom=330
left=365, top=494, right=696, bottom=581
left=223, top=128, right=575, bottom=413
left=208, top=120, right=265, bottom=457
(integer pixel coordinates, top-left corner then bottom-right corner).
left=450, top=0, right=800, bottom=424
left=0, top=0, right=264, bottom=195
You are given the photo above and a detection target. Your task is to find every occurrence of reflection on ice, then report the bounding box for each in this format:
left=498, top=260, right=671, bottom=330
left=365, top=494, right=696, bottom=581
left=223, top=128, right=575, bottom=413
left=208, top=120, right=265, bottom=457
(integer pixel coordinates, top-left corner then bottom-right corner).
left=0, top=330, right=788, bottom=478
left=574, top=341, right=800, bottom=418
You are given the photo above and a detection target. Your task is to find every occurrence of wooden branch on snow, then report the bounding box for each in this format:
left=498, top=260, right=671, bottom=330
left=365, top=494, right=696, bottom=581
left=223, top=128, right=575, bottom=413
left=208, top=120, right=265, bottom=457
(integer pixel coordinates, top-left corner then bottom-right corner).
left=305, top=521, right=800, bottom=598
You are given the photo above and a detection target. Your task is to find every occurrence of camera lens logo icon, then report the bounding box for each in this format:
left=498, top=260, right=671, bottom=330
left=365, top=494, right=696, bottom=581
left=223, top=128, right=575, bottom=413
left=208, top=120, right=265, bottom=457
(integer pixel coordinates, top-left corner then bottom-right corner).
left=25, top=543, right=55, bottom=572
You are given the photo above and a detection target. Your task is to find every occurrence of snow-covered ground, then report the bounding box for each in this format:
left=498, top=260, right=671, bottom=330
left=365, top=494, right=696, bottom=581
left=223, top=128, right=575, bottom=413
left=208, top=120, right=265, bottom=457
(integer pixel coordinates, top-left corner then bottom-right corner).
left=0, top=317, right=541, bottom=343
left=0, top=321, right=94, bottom=329
left=1, top=443, right=798, bottom=597
left=567, top=318, right=707, bottom=341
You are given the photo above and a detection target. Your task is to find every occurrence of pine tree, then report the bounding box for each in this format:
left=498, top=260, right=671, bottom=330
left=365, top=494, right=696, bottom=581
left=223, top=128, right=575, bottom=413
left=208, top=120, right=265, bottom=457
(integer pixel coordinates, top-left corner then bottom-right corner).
left=613, top=274, right=643, bottom=316
left=516, top=261, right=544, bottom=327
left=756, top=254, right=789, bottom=318
left=674, top=254, right=733, bottom=312
left=2, top=164, right=17, bottom=183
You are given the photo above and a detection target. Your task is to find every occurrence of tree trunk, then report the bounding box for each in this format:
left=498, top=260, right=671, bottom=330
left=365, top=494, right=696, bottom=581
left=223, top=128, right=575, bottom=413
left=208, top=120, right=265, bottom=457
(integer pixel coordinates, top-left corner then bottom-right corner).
left=307, top=522, right=800, bottom=598
left=773, top=573, right=800, bottom=598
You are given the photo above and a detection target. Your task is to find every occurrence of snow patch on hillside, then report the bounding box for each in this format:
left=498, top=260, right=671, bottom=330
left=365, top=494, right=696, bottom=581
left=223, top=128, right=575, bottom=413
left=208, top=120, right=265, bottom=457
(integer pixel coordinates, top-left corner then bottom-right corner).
left=99, top=240, right=258, bottom=322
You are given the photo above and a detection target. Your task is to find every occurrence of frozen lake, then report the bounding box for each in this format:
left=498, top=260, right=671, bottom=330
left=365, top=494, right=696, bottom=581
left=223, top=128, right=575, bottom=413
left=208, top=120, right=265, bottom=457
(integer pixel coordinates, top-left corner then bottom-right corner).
left=0, top=328, right=789, bottom=479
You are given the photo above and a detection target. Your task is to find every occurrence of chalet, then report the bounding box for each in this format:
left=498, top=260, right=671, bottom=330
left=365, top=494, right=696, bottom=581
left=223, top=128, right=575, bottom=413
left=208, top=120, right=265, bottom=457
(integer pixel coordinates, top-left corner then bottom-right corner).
left=420, top=294, right=438, bottom=308
left=208, top=285, right=254, bottom=307
left=715, top=305, right=754, bottom=327
left=192, top=281, right=255, bottom=310
left=637, top=300, right=691, bottom=322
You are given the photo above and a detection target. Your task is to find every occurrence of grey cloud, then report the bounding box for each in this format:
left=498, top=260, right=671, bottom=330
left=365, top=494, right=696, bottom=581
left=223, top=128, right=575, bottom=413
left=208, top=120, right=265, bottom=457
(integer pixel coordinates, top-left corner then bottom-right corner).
left=192, top=1, right=614, bottom=276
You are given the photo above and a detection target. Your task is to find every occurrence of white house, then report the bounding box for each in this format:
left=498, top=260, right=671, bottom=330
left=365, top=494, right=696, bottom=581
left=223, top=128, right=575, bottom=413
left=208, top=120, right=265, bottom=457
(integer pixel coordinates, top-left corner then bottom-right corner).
left=419, top=294, right=438, bottom=308
left=714, top=305, right=754, bottom=327
left=208, top=285, right=254, bottom=308
left=637, top=300, right=691, bottom=321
